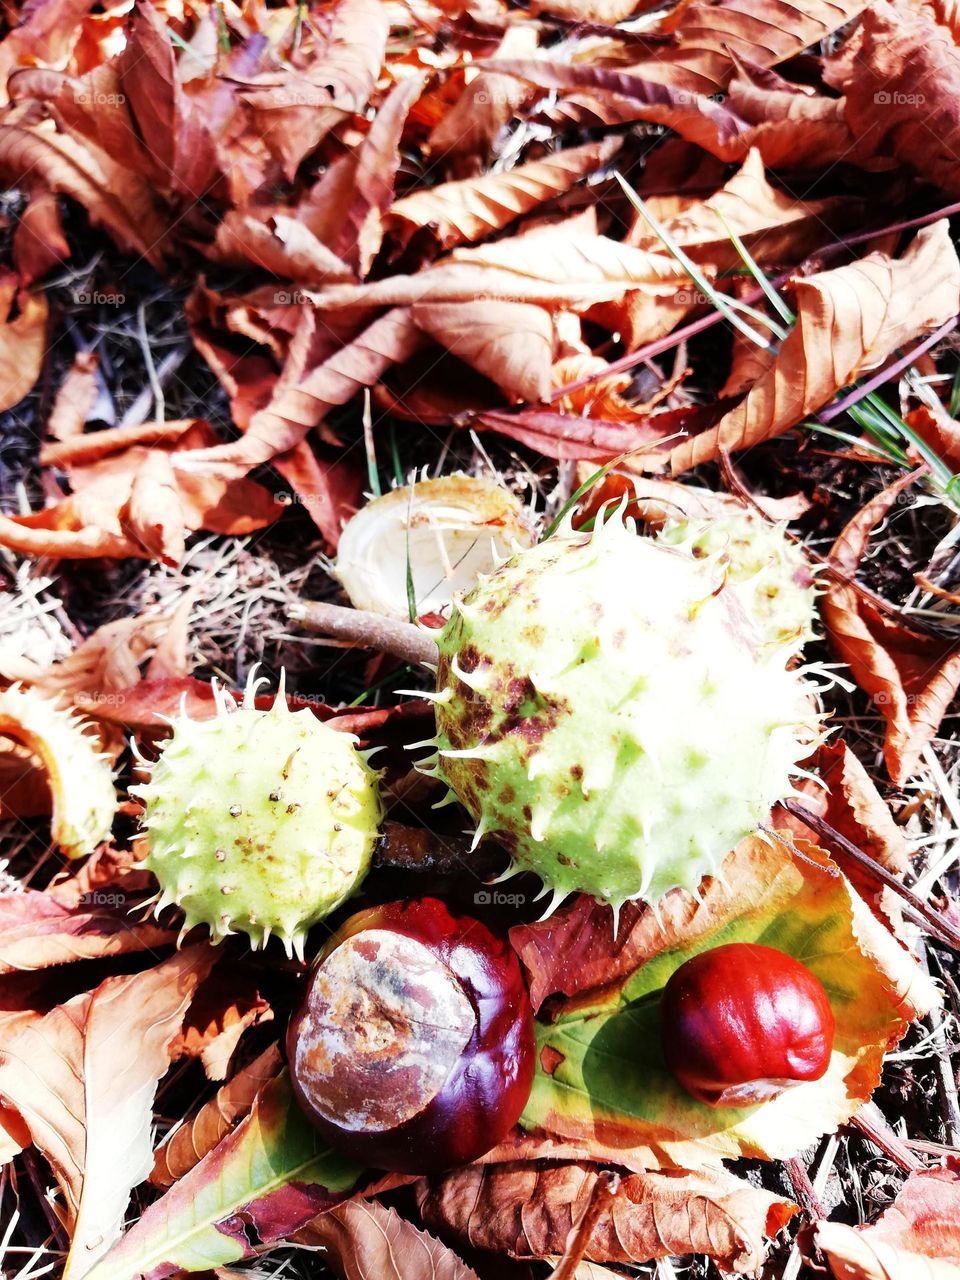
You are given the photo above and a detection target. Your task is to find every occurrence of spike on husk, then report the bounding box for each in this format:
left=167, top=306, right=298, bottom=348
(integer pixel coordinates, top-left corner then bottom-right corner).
left=132, top=671, right=382, bottom=957
left=428, top=513, right=822, bottom=912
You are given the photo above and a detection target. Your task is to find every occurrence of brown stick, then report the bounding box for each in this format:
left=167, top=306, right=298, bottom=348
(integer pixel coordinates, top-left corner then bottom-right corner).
left=290, top=601, right=440, bottom=668
left=547, top=1170, right=621, bottom=1280
left=850, top=1103, right=923, bottom=1172
left=782, top=799, right=960, bottom=952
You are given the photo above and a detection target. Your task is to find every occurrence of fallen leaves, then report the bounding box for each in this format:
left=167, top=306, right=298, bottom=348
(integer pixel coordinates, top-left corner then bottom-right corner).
left=821, top=474, right=960, bottom=784
left=0, top=270, right=47, bottom=411
left=668, top=221, right=960, bottom=472
left=520, top=836, right=937, bottom=1167
left=300, top=1199, right=481, bottom=1280
left=0, top=948, right=215, bottom=1280
left=418, top=1161, right=796, bottom=1273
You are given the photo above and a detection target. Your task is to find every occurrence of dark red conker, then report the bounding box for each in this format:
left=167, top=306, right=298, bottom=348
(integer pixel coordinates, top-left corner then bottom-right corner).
left=286, top=897, right=535, bottom=1173
left=660, top=942, right=835, bottom=1108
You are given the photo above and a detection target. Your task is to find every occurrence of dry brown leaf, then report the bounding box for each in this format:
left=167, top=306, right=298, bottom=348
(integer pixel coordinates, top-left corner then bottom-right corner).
left=0, top=948, right=215, bottom=1280
left=822, top=476, right=960, bottom=785
left=417, top=1162, right=796, bottom=1273
left=150, top=1044, right=282, bottom=1188
left=810, top=1222, right=960, bottom=1279
left=0, top=889, right=174, bottom=975
left=0, top=271, right=47, bottom=412
left=388, top=139, right=619, bottom=252
left=175, top=308, right=422, bottom=475
left=46, top=352, right=101, bottom=441
left=299, top=1199, right=481, bottom=1280
left=332, top=72, right=427, bottom=273
left=171, top=968, right=273, bottom=1082
left=629, top=0, right=869, bottom=96
left=209, top=211, right=354, bottom=284
left=830, top=2, right=960, bottom=196
left=0, top=121, right=170, bottom=267
left=668, top=220, right=960, bottom=473
left=810, top=1166, right=960, bottom=1279
left=412, top=300, right=555, bottom=402
left=0, top=0, right=95, bottom=107
left=13, top=188, right=70, bottom=284
left=120, top=450, right=186, bottom=567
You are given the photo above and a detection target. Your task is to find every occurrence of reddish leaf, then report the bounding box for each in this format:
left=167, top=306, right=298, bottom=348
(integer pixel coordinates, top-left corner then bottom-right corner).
left=13, top=188, right=70, bottom=284
left=0, top=890, right=174, bottom=975
left=822, top=476, right=960, bottom=784
left=0, top=271, right=47, bottom=411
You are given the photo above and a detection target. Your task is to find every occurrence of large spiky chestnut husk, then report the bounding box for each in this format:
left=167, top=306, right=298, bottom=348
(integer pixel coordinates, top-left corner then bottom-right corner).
left=657, top=512, right=818, bottom=656
left=133, top=678, right=382, bottom=957
left=426, top=517, right=824, bottom=912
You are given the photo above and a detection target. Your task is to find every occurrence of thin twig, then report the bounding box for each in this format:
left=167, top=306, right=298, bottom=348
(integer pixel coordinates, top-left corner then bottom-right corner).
left=850, top=1102, right=923, bottom=1172
left=546, top=1170, right=621, bottom=1280
left=289, top=601, right=440, bottom=668
left=782, top=799, right=960, bottom=951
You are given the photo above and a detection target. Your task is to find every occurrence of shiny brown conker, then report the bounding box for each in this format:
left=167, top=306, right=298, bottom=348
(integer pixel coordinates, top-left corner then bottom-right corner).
left=286, top=897, right=535, bottom=1173
left=660, top=942, right=835, bottom=1108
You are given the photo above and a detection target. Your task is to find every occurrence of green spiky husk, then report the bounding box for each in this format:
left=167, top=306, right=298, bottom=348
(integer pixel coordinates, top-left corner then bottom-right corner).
left=430, top=519, right=823, bottom=909
left=134, top=684, right=382, bottom=956
left=657, top=512, right=818, bottom=656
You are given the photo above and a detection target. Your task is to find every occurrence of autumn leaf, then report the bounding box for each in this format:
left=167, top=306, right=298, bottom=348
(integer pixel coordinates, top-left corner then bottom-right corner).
left=299, top=1199, right=481, bottom=1280
left=151, top=1044, right=282, bottom=1188
left=387, top=139, right=619, bottom=252
left=830, top=2, right=960, bottom=197
left=13, top=188, right=70, bottom=284
left=0, top=270, right=47, bottom=411
left=86, top=1072, right=362, bottom=1280
left=417, top=1160, right=796, bottom=1272
left=821, top=474, right=960, bottom=784
left=46, top=352, right=102, bottom=441
left=209, top=210, right=355, bottom=284
left=171, top=967, right=273, bottom=1081
left=0, top=948, right=215, bottom=1280
left=808, top=1163, right=960, bottom=1278
left=0, top=889, right=174, bottom=975
left=668, top=220, right=960, bottom=472
left=412, top=300, right=555, bottom=402
left=520, top=836, right=938, bottom=1168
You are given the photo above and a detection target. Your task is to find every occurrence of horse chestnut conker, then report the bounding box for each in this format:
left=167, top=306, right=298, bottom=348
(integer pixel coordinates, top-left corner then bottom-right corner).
left=286, top=897, right=535, bottom=1173
left=660, top=942, right=835, bottom=1108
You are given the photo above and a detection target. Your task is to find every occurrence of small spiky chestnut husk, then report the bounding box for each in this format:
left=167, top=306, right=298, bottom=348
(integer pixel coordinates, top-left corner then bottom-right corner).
left=426, top=516, right=824, bottom=912
left=657, top=512, right=818, bottom=656
left=132, top=675, right=382, bottom=957
left=0, top=684, right=116, bottom=859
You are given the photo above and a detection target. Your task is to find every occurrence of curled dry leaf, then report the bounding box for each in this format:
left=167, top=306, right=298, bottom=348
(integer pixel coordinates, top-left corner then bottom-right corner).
left=0, top=948, right=216, bottom=1280
left=46, top=352, right=102, bottom=441
left=171, top=968, right=273, bottom=1082
left=821, top=475, right=960, bottom=785
left=628, top=0, right=869, bottom=96
left=417, top=1160, right=796, bottom=1273
left=669, top=220, right=960, bottom=472
left=176, top=308, right=422, bottom=477
left=0, top=270, right=47, bottom=411
left=831, top=2, right=960, bottom=196
left=151, top=1043, right=282, bottom=1188
left=209, top=210, right=355, bottom=284
left=0, top=889, right=174, bottom=975
left=412, top=300, right=555, bottom=402
left=808, top=1163, right=960, bottom=1278
left=85, top=1072, right=362, bottom=1280
left=519, top=836, right=938, bottom=1168
left=298, top=1199, right=481, bottom=1280
left=13, top=188, right=70, bottom=285
left=388, top=139, right=619, bottom=252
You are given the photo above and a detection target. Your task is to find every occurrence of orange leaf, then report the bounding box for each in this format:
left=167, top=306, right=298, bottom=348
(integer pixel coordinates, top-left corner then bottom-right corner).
left=412, top=300, right=555, bottom=402
left=300, top=1199, right=481, bottom=1280
left=668, top=220, right=960, bottom=473
left=822, top=476, right=960, bottom=784
left=13, top=188, right=70, bottom=284
left=417, top=1162, right=796, bottom=1271
left=0, top=948, right=215, bottom=1280
left=0, top=271, right=47, bottom=411
left=388, top=139, right=619, bottom=252
left=150, top=1043, right=282, bottom=1188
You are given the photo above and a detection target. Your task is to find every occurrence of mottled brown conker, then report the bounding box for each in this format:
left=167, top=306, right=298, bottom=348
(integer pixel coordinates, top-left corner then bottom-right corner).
left=660, top=942, right=835, bottom=1108
left=286, top=897, right=535, bottom=1173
